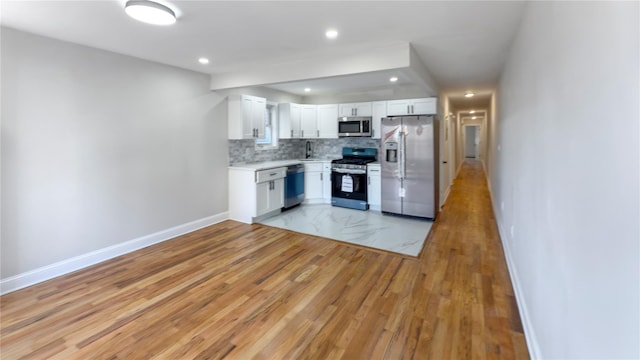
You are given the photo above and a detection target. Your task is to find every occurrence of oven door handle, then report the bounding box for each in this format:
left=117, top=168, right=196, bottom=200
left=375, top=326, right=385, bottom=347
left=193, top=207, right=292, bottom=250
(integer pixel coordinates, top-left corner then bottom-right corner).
left=332, top=168, right=367, bottom=175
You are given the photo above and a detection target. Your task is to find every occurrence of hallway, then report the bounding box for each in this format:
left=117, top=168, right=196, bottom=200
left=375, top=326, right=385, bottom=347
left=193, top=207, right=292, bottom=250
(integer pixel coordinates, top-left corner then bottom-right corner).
left=1, top=160, right=529, bottom=359
left=416, top=159, right=528, bottom=358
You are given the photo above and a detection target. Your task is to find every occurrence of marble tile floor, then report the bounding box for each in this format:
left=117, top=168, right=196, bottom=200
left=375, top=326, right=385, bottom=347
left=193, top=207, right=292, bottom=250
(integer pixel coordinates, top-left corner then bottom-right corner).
left=258, top=204, right=433, bottom=256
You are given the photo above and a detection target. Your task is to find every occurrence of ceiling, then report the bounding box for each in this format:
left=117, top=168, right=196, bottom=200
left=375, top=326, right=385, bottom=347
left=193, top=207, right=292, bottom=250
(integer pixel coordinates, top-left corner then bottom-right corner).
left=1, top=1, right=526, bottom=108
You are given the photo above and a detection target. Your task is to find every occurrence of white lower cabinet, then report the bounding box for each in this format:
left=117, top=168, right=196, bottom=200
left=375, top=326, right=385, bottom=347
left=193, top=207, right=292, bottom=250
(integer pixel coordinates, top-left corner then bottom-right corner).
left=229, top=167, right=286, bottom=223
left=304, top=162, right=324, bottom=204
left=304, top=161, right=332, bottom=204
left=322, top=162, right=332, bottom=203
left=256, top=178, right=284, bottom=217
left=367, top=164, right=381, bottom=211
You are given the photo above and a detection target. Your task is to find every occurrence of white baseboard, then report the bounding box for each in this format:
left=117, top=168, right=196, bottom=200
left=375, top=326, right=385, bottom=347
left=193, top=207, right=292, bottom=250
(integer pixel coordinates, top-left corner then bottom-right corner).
left=440, top=185, right=451, bottom=209
left=0, top=212, right=229, bottom=295
left=488, top=193, right=541, bottom=359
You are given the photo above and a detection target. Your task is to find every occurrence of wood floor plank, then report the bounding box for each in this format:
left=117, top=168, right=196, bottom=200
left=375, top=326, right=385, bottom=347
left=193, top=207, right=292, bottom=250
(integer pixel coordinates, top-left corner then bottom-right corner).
left=0, top=160, right=529, bottom=359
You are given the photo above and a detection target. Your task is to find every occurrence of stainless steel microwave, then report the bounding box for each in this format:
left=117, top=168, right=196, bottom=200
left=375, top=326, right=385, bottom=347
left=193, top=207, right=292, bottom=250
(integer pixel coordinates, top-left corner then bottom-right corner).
left=338, top=116, right=372, bottom=137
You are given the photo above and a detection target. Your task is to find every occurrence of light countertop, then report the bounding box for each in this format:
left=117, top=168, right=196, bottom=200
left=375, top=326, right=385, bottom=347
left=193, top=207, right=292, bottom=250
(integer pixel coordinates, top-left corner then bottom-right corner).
left=229, top=159, right=333, bottom=171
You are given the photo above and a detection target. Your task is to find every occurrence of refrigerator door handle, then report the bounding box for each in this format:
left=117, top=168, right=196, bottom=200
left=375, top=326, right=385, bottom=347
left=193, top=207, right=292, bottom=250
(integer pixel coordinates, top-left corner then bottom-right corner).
left=398, top=129, right=405, bottom=180
left=401, top=129, right=407, bottom=179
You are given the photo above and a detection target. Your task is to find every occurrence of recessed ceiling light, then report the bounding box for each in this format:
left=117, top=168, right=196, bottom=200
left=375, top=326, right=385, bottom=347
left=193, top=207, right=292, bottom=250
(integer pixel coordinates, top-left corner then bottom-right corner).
left=472, top=116, right=477, bottom=120
left=389, top=76, right=398, bottom=82
left=198, top=57, right=209, bottom=65
left=125, top=0, right=176, bottom=25
left=469, top=110, right=475, bottom=114
left=304, top=88, right=311, bottom=92
left=464, top=91, right=475, bottom=98
left=325, top=29, right=338, bottom=39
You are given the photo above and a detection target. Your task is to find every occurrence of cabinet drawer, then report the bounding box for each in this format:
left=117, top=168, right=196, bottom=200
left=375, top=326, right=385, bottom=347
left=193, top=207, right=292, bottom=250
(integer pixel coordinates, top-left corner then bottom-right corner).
left=256, top=167, right=286, bottom=183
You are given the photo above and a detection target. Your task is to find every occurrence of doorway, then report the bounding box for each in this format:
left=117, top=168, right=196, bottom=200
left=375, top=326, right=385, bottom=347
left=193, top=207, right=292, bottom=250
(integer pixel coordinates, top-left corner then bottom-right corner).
left=464, top=125, right=480, bottom=158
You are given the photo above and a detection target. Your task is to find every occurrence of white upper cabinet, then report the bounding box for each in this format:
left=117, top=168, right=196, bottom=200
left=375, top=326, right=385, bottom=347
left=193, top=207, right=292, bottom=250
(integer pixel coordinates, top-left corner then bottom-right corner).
left=338, top=102, right=372, bottom=117
left=386, top=97, right=437, bottom=116
left=371, top=101, right=387, bottom=139
left=228, top=94, right=267, bottom=140
left=279, top=103, right=301, bottom=139
left=300, top=104, right=318, bottom=138
left=411, top=98, right=437, bottom=115
left=317, top=104, right=338, bottom=139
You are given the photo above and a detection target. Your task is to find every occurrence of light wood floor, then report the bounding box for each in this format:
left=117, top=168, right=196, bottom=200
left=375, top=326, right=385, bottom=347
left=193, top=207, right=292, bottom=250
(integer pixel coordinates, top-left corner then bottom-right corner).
left=1, top=160, right=529, bottom=359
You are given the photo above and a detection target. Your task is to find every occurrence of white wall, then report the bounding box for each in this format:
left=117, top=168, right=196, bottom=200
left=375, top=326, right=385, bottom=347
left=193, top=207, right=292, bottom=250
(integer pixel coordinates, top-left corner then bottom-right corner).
left=491, top=2, right=639, bottom=358
left=1, top=28, right=228, bottom=284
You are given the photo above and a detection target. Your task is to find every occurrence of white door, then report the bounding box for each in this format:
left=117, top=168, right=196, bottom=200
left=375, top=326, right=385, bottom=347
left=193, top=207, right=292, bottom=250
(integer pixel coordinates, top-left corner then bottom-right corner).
left=338, top=103, right=355, bottom=117
left=353, top=102, right=372, bottom=116
left=290, top=104, right=302, bottom=138
left=371, top=101, right=386, bottom=139
left=411, top=98, right=436, bottom=115
left=305, top=171, right=323, bottom=200
left=300, top=105, right=318, bottom=138
left=386, top=100, right=410, bottom=116
left=255, top=181, right=271, bottom=216
left=317, top=104, right=338, bottom=138
left=252, top=97, right=267, bottom=139
left=367, top=167, right=381, bottom=209
left=270, top=178, right=285, bottom=210
left=465, top=125, right=479, bottom=158
left=241, top=96, right=256, bottom=139
left=322, top=170, right=332, bottom=202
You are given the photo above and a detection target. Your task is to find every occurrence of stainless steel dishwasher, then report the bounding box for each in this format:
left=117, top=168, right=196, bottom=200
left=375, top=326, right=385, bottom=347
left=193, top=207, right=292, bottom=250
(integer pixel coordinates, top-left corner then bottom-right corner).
left=283, top=164, right=305, bottom=209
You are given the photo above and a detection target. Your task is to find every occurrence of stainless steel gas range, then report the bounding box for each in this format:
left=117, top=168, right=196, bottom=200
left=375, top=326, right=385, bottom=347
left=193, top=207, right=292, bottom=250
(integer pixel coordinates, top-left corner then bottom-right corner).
left=331, top=147, right=377, bottom=210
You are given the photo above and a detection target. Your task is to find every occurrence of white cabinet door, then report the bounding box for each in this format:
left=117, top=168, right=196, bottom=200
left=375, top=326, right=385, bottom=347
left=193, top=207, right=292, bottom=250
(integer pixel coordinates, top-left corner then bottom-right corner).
left=279, top=103, right=302, bottom=139
left=317, top=104, right=338, bottom=139
left=228, top=94, right=267, bottom=139
left=304, top=163, right=324, bottom=203
left=386, top=98, right=436, bottom=116
left=255, top=181, right=271, bottom=216
left=338, top=103, right=355, bottom=117
left=300, top=104, right=318, bottom=138
left=339, top=102, right=372, bottom=117
left=353, top=102, right=372, bottom=116
left=270, top=178, right=285, bottom=210
left=367, top=165, right=381, bottom=210
left=252, top=97, right=267, bottom=139
left=411, top=98, right=437, bottom=115
left=371, top=101, right=387, bottom=139
left=322, top=163, right=331, bottom=204
left=386, top=99, right=412, bottom=116
left=257, top=179, right=284, bottom=216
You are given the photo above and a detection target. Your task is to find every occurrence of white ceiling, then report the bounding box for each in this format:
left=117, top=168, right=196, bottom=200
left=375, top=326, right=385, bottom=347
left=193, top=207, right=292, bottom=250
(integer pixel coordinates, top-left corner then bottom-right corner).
left=1, top=0, right=526, bottom=106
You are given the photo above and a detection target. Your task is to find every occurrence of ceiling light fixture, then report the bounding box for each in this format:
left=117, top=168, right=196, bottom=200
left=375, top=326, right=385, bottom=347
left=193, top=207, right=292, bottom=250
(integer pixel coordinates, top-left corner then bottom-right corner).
left=389, top=76, right=398, bottom=82
left=464, top=91, right=475, bottom=98
left=304, top=88, right=311, bottom=92
left=325, top=29, right=338, bottom=39
left=125, top=0, right=176, bottom=25
left=469, top=110, right=475, bottom=114
left=198, top=57, right=209, bottom=65
left=472, top=116, right=477, bottom=120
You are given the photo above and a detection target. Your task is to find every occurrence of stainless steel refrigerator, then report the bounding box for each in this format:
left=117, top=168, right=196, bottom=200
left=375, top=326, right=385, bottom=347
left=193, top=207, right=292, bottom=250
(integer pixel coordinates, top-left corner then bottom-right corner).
left=381, top=116, right=439, bottom=219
